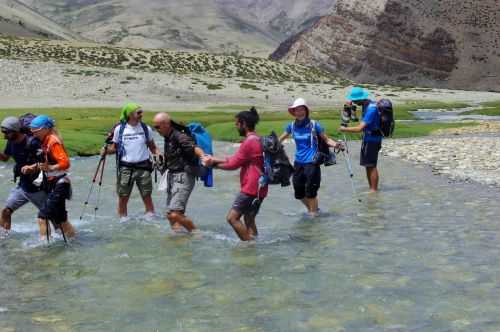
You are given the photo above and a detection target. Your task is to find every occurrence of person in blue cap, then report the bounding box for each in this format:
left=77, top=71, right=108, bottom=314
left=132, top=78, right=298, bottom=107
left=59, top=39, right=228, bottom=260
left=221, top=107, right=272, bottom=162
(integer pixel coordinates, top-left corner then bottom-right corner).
left=339, top=87, right=382, bottom=192
left=21, top=115, right=76, bottom=241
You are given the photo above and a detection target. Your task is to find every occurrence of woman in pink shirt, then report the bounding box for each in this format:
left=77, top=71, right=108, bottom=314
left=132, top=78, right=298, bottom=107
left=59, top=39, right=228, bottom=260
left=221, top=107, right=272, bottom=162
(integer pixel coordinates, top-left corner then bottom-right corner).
left=204, top=108, right=267, bottom=241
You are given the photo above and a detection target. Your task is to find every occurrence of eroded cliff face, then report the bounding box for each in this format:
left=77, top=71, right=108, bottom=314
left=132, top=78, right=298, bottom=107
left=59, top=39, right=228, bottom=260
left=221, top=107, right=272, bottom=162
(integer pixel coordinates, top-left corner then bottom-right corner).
left=271, top=0, right=500, bottom=91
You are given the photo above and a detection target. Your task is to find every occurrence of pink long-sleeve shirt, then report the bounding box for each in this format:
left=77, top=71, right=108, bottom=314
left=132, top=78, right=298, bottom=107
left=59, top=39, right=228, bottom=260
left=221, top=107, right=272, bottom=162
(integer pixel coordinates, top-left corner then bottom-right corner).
left=219, top=133, right=268, bottom=198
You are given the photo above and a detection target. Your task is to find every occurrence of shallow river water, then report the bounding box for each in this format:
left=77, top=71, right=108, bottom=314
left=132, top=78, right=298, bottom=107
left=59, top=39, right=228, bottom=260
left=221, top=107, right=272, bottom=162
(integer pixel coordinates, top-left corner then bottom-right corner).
left=1, top=140, right=500, bottom=332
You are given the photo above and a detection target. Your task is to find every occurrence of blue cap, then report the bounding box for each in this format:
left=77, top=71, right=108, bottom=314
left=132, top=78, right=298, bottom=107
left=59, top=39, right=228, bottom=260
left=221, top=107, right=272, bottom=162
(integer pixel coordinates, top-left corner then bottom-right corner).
left=30, top=115, right=55, bottom=129
left=346, top=87, right=370, bottom=101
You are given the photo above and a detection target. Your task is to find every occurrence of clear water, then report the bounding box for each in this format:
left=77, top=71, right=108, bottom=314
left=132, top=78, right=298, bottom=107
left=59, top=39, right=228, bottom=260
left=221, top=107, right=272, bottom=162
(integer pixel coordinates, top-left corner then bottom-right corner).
left=1, top=141, right=500, bottom=331
left=412, top=107, right=500, bottom=122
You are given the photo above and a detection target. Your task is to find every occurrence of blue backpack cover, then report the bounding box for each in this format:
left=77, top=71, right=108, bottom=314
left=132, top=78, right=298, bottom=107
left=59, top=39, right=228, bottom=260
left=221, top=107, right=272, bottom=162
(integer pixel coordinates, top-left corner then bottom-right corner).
left=187, top=122, right=213, bottom=187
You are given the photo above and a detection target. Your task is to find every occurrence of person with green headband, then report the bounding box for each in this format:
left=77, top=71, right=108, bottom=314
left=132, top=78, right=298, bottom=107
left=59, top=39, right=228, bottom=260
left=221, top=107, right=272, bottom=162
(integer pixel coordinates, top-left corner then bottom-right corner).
left=102, top=103, right=158, bottom=222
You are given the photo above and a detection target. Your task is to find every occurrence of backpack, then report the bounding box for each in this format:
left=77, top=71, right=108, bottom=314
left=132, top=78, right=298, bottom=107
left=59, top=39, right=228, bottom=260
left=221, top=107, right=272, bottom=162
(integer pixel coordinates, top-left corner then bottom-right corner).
left=19, top=113, right=37, bottom=134
left=170, top=121, right=214, bottom=187
left=291, top=120, right=336, bottom=166
left=376, top=99, right=395, bottom=137
left=260, top=131, right=294, bottom=187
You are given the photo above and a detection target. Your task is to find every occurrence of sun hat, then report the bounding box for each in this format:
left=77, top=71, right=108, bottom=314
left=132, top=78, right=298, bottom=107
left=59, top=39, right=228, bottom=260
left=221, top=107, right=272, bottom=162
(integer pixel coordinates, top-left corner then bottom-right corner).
left=120, top=102, right=142, bottom=122
left=346, top=87, right=370, bottom=101
left=30, top=115, right=55, bottom=129
left=288, top=98, right=310, bottom=116
left=1, top=117, right=21, bottom=132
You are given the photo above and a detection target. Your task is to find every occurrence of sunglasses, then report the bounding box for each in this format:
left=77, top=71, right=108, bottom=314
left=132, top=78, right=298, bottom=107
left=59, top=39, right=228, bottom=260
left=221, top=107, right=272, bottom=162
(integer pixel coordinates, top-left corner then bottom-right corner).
left=136, top=110, right=143, bottom=115
left=1, top=129, right=14, bottom=135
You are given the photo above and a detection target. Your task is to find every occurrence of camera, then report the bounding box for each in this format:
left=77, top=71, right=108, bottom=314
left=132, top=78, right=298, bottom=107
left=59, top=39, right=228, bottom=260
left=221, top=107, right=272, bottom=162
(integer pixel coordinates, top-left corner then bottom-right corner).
left=341, top=103, right=359, bottom=126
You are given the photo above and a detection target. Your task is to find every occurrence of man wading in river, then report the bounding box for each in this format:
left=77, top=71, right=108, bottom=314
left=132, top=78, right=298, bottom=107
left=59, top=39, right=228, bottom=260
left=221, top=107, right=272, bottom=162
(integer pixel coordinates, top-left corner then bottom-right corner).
left=203, top=108, right=267, bottom=241
left=0, top=116, right=46, bottom=235
left=340, top=87, right=383, bottom=192
left=152, top=112, right=206, bottom=233
left=102, top=103, right=157, bottom=222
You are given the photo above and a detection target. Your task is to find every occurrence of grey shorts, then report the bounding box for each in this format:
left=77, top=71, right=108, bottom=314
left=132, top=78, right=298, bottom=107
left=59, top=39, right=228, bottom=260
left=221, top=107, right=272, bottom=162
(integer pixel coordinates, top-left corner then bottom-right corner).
left=5, top=186, right=47, bottom=212
left=232, top=193, right=262, bottom=217
left=166, top=171, right=195, bottom=212
left=117, top=166, right=153, bottom=198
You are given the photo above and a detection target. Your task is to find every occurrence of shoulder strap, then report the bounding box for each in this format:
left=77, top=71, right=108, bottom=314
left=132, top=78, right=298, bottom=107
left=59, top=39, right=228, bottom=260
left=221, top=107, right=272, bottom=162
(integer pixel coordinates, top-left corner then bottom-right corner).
left=140, top=121, right=150, bottom=143
left=117, top=122, right=127, bottom=160
left=310, top=120, right=317, bottom=147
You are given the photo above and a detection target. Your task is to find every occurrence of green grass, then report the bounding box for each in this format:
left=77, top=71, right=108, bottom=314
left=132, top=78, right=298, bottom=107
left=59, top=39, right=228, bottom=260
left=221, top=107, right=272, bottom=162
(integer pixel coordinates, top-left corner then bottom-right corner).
left=0, top=103, right=476, bottom=156
left=461, top=101, right=500, bottom=116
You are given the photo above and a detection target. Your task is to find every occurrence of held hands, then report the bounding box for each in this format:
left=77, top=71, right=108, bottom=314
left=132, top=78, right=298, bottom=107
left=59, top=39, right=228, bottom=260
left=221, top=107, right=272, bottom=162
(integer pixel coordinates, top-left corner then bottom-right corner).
left=201, top=154, right=214, bottom=167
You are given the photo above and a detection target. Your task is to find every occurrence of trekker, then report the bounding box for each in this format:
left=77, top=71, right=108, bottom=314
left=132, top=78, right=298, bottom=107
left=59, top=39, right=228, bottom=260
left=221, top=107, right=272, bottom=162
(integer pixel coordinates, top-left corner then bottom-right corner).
left=339, top=87, right=382, bottom=192
left=152, top=112, right=206, bottom=233
left=203, top=107, right=267, bottom=241
left=0, top=117, right=47, bottom=234
left=102, top=103, right=157, bottom=222
left=21, top=115, right=76, bottom=241
left=279, top=98, right=341, bottom=217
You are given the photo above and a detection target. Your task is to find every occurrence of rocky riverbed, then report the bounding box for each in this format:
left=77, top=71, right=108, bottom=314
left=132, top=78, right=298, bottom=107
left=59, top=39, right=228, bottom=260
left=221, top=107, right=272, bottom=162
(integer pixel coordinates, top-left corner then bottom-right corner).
left=383, top=124, right=500, bottom=187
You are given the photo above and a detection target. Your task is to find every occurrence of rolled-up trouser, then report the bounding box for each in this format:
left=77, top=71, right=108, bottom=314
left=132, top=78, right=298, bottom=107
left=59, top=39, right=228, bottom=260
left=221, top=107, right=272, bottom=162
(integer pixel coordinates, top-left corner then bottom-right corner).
left=38, top=177, right=72, bottom=225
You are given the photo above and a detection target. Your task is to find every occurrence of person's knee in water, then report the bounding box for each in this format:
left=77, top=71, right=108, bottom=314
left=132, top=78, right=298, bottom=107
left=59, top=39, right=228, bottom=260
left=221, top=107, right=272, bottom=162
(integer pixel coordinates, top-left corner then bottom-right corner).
left=203, top=107, right=267, bottom=241
left=153, top=112, right=206, bottom=233
left=279, top=98, right=341, bottom=216
left=339, top=87, right=383, bottom=192
left=101, top=103, right=157, bottom=220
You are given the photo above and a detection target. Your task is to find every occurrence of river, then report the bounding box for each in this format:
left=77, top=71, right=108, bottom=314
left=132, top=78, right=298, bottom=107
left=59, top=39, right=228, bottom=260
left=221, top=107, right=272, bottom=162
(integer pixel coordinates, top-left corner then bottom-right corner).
left=1, top=140, right=500, bottom=331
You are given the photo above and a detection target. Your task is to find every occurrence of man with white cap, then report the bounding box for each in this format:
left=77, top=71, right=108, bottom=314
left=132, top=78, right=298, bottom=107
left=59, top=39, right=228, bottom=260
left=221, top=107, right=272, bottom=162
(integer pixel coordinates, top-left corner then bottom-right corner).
left=339, top=87, right=382, bottom=192
left=279, top=98, right=341, bottom=217
left=0, top=116, right=46, bottom=234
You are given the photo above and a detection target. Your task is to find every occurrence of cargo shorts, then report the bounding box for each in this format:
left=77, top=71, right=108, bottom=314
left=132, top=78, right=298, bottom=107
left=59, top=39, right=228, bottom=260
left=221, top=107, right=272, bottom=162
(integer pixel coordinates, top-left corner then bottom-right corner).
left=166, top=171, right=195, bottom=212
left=117, top=166, right=153, bottom=198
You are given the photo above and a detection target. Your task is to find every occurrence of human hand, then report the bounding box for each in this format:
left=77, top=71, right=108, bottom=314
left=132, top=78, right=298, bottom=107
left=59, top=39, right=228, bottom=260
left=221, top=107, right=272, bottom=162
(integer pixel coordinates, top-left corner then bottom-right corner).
left=21, top=164, right=37, bottom=174
left=201, top=155, right=213, bottom=167
left=39, top=161, right=50, bottom=172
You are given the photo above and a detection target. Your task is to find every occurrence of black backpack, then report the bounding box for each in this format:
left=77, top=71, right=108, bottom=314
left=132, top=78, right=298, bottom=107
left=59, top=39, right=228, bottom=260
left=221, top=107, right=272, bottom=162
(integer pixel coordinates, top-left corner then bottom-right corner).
left=19, top=113, right=37, bottom=135
left=377, top=99, right=395, bottom=137
left=261, top=132, right=294, bottom=187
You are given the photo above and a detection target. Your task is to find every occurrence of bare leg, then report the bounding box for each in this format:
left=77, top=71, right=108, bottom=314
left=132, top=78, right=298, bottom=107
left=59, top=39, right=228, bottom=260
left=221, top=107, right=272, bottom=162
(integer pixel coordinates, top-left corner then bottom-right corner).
left=300, top=198, right=319, bottom=216
left=366, top=167, right=379, bottom=192
left=118, top=196, right=130, bottom=217
left=141, top=194, right=155, bottom=214
left=38, top=218, right=50, bottom=241
left=226, top=209, right=253, bottom=241
left=59, top=221, right=76, bottom=238
left=0, top=208, right=12, bottom=231
left=243, top=214, right=258, bottom=238
left=167, top=211, right=196, bottom=232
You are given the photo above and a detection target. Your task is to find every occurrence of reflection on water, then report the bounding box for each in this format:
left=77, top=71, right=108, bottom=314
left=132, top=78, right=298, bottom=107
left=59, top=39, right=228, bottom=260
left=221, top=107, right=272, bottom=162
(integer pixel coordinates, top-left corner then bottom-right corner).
left=1, top=141, right=500, bottom=331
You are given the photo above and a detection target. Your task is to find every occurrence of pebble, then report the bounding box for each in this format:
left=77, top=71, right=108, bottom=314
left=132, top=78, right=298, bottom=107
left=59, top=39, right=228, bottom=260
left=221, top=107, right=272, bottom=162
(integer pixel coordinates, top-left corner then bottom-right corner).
left=383, top=133, right=500, bottom=187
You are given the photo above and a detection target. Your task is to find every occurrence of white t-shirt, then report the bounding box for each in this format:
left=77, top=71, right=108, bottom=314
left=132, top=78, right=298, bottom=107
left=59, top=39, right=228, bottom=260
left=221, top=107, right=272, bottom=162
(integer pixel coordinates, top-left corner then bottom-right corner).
left=112, top=123, right=154, bottom=163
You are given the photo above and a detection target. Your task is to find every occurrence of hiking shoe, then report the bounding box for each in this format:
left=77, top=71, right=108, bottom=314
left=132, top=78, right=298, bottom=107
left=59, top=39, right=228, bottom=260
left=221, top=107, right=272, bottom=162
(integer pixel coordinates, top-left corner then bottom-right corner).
left=119, top=216, right=130, bottom=224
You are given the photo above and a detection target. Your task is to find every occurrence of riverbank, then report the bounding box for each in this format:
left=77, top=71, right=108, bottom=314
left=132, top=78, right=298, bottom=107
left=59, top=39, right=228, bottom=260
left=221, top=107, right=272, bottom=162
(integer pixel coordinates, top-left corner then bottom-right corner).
left=383, top=123, right=500, bottom=187
left=0, top=107, right=475, bottom=156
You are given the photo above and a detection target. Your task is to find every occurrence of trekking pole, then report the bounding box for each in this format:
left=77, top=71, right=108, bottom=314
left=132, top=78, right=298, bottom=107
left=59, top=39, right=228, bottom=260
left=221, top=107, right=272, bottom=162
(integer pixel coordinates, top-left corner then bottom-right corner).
left=94, top=146, right=108, bottom=219
left=80, top=144, right=107, bottom=220
left=341, top=133, right=361, bottom=203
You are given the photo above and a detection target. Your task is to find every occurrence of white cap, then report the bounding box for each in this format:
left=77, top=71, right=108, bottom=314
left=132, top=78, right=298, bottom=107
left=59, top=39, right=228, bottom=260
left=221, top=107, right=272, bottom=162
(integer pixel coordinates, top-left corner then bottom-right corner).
left=289, top=98, right=308, bottom=109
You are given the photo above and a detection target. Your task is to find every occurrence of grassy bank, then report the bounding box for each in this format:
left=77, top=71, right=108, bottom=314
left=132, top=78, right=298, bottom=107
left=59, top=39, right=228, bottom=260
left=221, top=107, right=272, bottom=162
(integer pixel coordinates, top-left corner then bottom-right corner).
left=0, top=101, right=475, bottom=156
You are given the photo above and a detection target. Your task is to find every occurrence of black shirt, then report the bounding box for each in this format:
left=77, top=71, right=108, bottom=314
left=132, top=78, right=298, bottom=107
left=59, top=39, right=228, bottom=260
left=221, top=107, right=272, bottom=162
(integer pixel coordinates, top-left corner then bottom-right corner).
left=4, top=136, right=42, bottom=192
left=164, top=129, right=197, bottom=172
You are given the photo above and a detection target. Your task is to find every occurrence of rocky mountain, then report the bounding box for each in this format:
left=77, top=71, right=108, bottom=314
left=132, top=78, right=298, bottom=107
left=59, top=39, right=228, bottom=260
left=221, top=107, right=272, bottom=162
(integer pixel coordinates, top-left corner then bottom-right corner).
left=0, top=0, right=82, bottom=41
left=19, top=0, right=335, bottom=56
left=271, top=0, right=500, bottom=91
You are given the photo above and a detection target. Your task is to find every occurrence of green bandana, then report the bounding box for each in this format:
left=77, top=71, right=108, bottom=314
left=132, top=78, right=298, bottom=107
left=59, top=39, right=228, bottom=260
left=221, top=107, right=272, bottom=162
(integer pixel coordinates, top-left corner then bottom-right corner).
left=120, top=103, right=141, bottom=122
